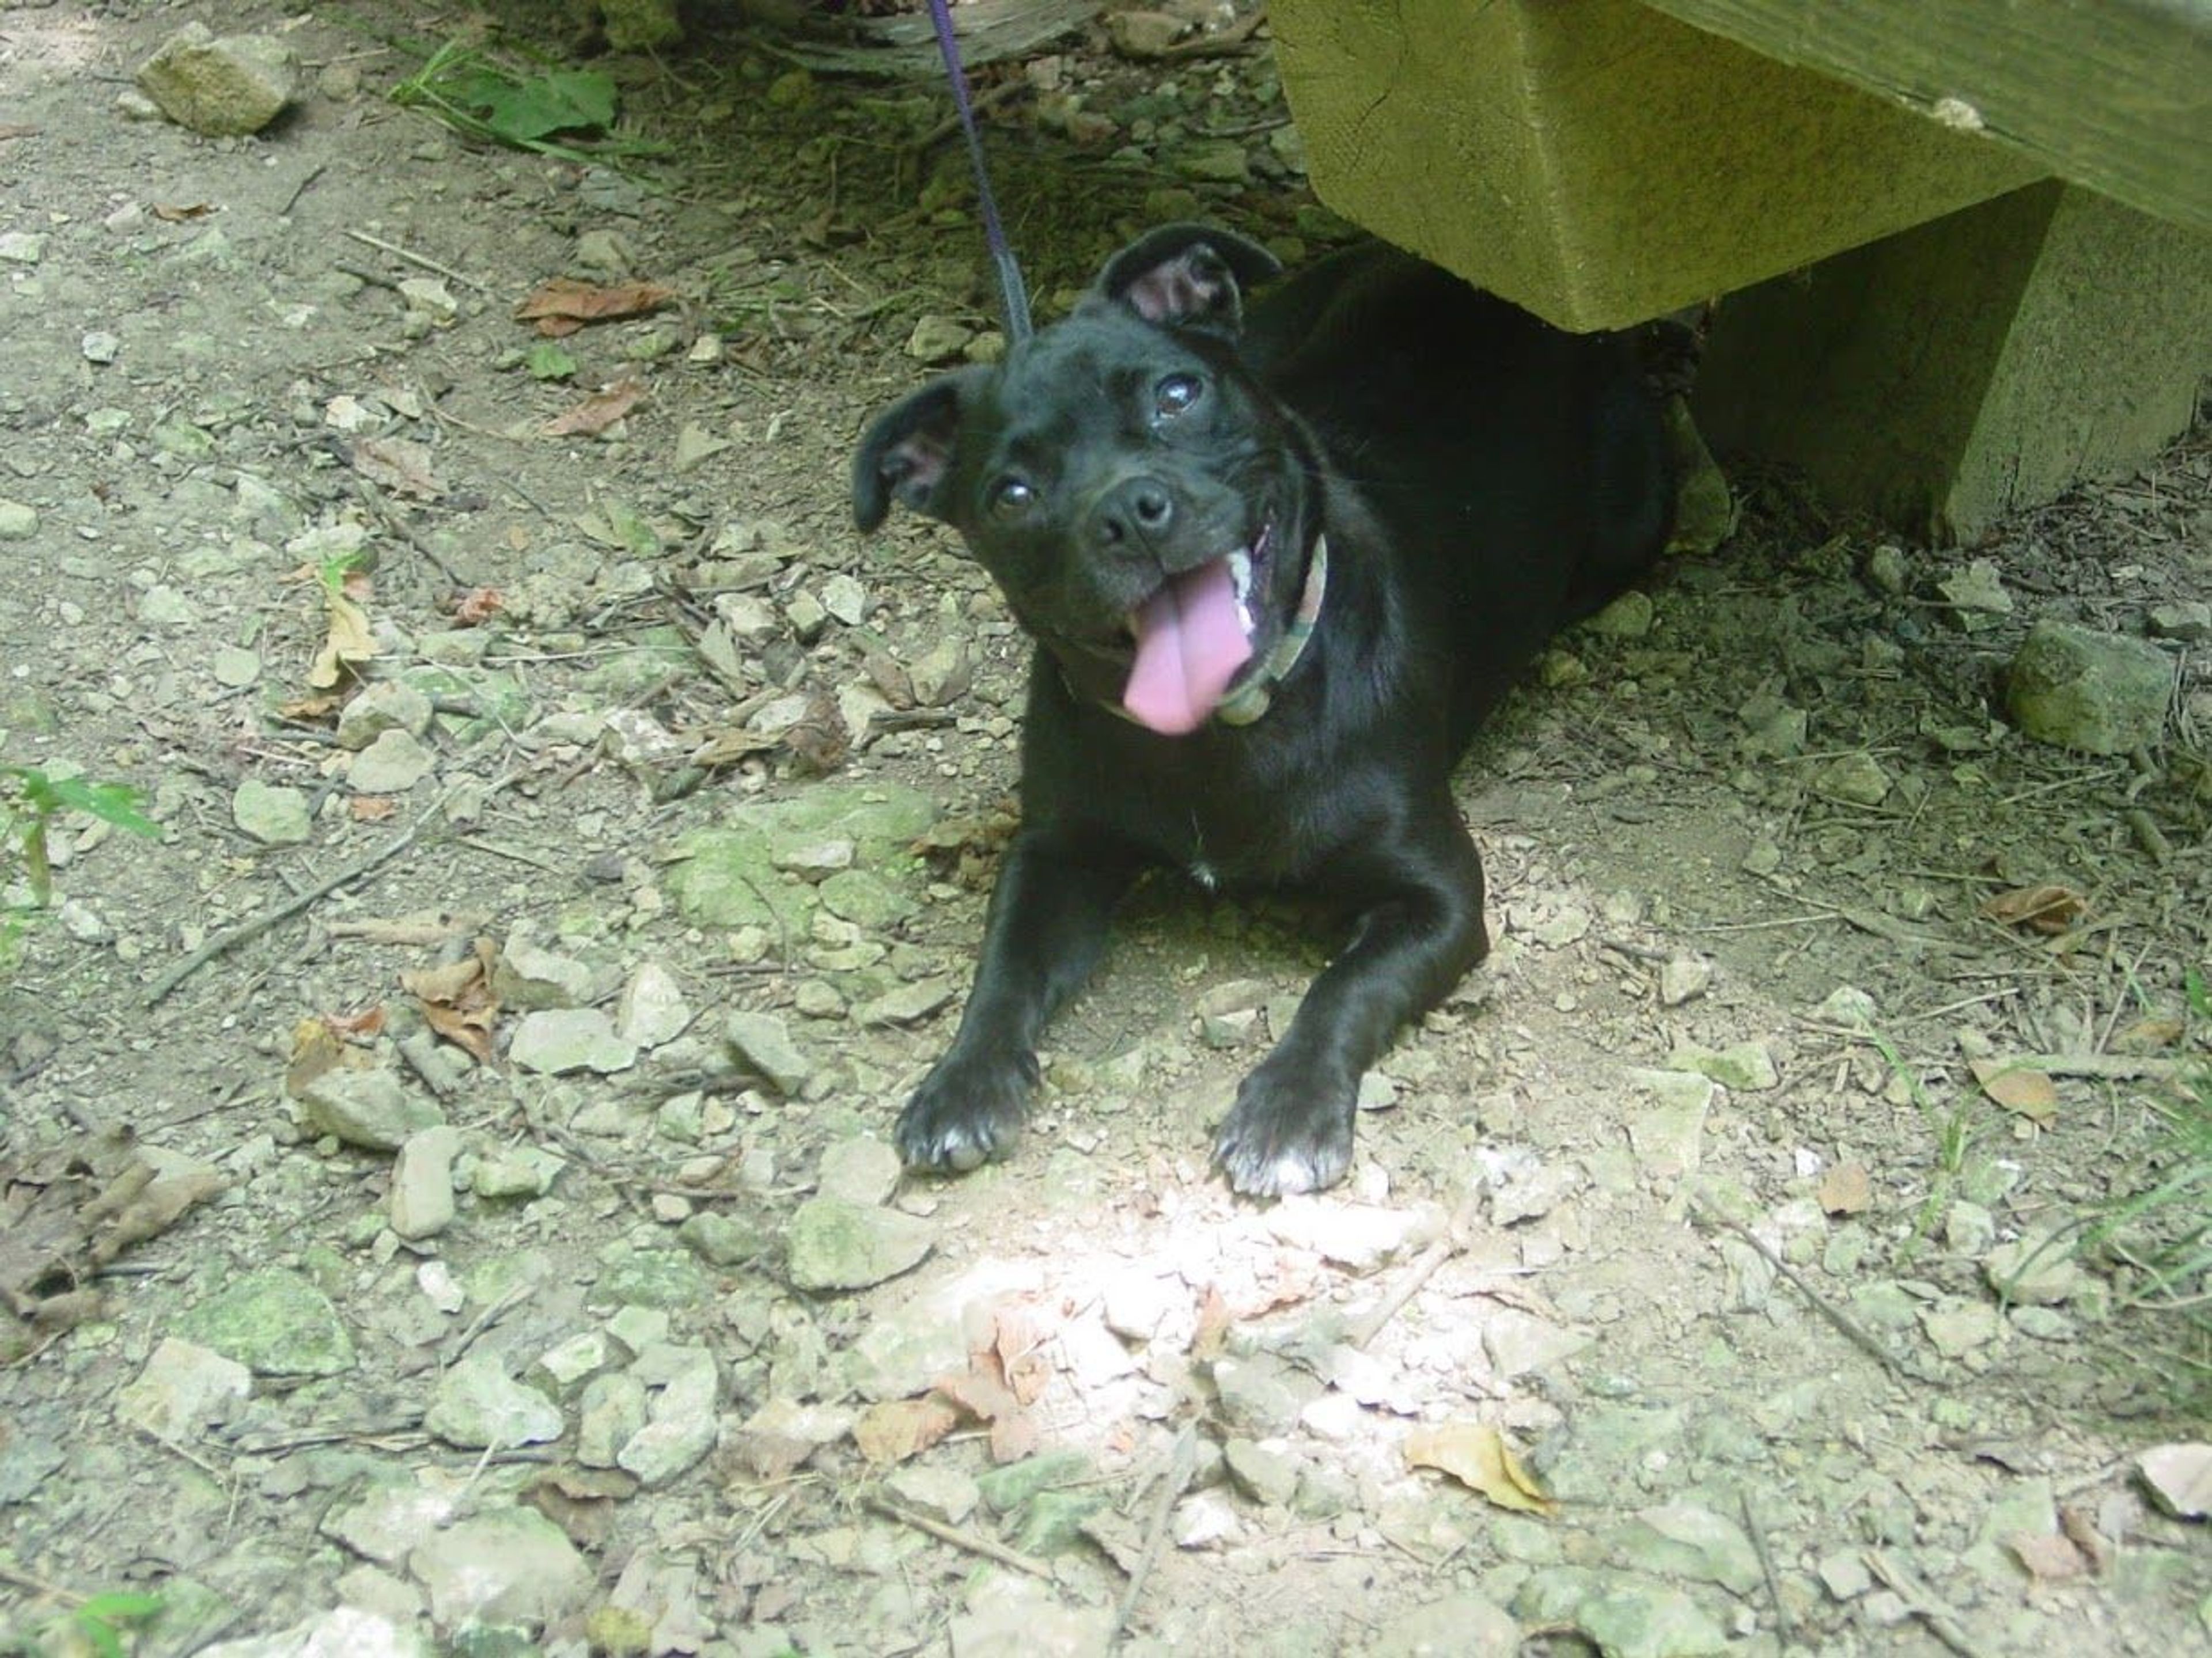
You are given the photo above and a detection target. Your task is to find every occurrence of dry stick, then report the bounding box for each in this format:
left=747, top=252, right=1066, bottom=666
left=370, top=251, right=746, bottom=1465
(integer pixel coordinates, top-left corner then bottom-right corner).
left=1349, top=1182, right=1486, bottom=1349
left=143, top=792, right=450, bottom=1007
left=340, top=226, right=489, bottom=292
left=1110, top=1426, right=1199, bottom=1646
left=1739, top=1490, right=1794, bottom=1649
left=1865, top=1550, right=1995, bottom=1658
left=864, top=1493, right=1053, bottom=1580
left=1702, top=1212, right=1910, bottom=1380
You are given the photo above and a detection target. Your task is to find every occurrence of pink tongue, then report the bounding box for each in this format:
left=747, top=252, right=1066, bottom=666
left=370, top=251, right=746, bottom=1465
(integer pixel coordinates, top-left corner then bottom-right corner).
left=1122, top=557, right=1252, bottom=735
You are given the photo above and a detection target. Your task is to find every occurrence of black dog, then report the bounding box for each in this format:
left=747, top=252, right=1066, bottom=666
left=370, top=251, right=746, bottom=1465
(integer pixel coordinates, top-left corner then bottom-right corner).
left=853, top=226, right=1671, bottom=1196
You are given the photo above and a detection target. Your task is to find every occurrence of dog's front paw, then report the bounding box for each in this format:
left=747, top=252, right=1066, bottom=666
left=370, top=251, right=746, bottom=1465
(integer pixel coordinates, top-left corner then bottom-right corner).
left=1213, top=1061, right=1357, bottom=1197
left=895, top=1046, right=1037, bottom=1175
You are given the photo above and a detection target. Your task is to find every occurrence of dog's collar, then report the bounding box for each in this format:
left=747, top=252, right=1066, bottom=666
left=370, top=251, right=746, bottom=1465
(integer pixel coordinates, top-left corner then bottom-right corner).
left=1214, top=533, right=1328, bottom=726
left=1069, top=534, right=1329, bottom=732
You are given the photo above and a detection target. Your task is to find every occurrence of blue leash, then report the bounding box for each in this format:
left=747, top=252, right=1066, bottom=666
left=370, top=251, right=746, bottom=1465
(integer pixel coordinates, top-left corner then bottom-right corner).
left=924, top=0, right=1033, bottom=344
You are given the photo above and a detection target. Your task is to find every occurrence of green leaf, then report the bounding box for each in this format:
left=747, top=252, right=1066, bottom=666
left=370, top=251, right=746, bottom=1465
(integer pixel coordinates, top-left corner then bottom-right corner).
left=48, top=777, right=158, bottom=839
left=526, top=340, right=579, bottom=382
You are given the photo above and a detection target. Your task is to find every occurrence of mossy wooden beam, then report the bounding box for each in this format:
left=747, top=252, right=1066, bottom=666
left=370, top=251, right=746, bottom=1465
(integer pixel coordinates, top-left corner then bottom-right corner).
left=1270, top=0, right=2043, bottom=330
left=1641, top=0, right=2212, bottom=233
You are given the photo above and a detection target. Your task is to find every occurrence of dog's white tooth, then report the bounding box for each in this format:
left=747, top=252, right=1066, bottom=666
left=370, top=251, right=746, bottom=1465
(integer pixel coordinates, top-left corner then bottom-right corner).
left=1227, top=548, right=1252, bottom=598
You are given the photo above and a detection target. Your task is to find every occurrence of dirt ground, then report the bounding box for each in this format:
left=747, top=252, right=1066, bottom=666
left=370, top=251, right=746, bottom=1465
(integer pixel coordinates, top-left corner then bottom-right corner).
left=2, top=5, right=2209, bottom=1656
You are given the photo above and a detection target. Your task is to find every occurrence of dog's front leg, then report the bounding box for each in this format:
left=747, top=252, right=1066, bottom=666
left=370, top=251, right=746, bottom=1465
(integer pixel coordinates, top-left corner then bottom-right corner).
left=1214, top=813, right=1488, bottom=1197
left=896, top=829, right=1143, bottom=1174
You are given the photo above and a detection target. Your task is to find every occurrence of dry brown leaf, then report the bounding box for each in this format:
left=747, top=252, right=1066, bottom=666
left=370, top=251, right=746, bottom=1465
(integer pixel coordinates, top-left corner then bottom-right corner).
left=279, top=690, right=346, bottom=721
left=1817, top=1161, right=1873, bottom=1216
left=2056, top=1505, right=2113, bottom=1574
left=853, top=1397, right=960, bottom=1465
left=401, top=942, right=501, bottom=1063
left=542, top=376, right=646, bottom=437
left=285, top=1016, right=347, bottom=1097
left=325, top=1007, right=387, bottom=1041
left=351, top=435, right=444, bottom=500
left=935, top=1364, right=1021, bottom=1426
left=152, top=201, right=215, bottom=221
left=514, top=275, right=678, bottom=335
left=688, top=726, right=782, bottom=769
left=2137, top=1443, right=2212, bottom=1518
left=1403, top=1421, right=1556, bottom=1516
left=453, top=586, right=505, bottom=625
left=991, top=1306, right=1054, bottom=1407
left=988, top=1412, right=1040, bottom=1464
left=308, top=587, right=376, bottom=689
left=1971, top=1057, right=2061, bottom=1123
left=2005, top=1531, right=2087, bottom=1585
left=1981, top=883, right=2088, bottom=934
left=1192, top=1284, right=1233, bottom=1362
left=2112, top=1016, right=2186, bottom=1052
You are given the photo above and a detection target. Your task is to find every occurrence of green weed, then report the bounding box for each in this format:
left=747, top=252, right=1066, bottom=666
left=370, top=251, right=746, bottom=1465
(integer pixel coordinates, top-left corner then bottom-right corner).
left=1, top=766, right=157, bottom=909
left=389, top=37, right=664, bottom=166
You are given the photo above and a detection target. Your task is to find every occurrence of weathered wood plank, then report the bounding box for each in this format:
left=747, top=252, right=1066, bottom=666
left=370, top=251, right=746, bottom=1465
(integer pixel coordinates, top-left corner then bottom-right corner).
left=1641, top=0, right=2212, bottom=230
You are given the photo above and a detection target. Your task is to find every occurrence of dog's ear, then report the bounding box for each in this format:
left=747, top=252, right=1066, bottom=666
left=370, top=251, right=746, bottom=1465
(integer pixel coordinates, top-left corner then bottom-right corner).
left=853, top=370, right=981, bottom=532
left=1094, top=224, right=1282, bottom=335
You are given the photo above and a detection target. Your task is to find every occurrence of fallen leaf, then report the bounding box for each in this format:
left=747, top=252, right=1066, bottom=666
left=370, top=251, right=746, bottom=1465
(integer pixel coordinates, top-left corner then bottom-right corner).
left=2005, top=1531, right=2086, bottom=1585
left=453, top=587, right=505, bottom=625
left=350, top=796, right=398, bottom=822
left=1192, top=1284, right=1232, bottom=1362
left=285, top=1016, right=347, bottom=1097
left=1403, top=1421, right=1556, bottom=1515
left=2056, top=1505, right=2113, bottom=1574
left=308, top=586, right=376, bottom=690
left=351, top=435, right=444, bottom=500
left=278, top=691, right=346, bottom=721
left=1981, top=884, right=2087, bottom=934
left=515, top=276, right=677, bottom=336
left=853, top=1397, right=961, bottom=1464
left=2137, top=1443, right=2212, bottom=1518
left=1817, top=1162, right=1874, bottom=1215
left=152, top=201, right=215, bottom=221
left=542, top=375, right=646, bottom=437
left=400, top=940, right=501, bottom=1063
left=2112, top=1016, right=2185, bottom=1052
left=324, top=1007, right=387, bottom=1041
left=688, top=726, right=781, bottom=769
left=990, top=1306, right=1054, bottom=1407
left=1971, top=1057, right=2060, bottom=1123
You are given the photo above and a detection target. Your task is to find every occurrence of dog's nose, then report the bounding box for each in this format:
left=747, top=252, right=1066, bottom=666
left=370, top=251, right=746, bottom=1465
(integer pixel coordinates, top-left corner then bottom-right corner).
left=1093, top=477, right=1175, bottom=547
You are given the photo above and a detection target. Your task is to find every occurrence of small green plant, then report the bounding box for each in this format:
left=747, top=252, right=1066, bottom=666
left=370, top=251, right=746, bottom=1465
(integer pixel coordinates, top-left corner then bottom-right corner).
left=3, top=1591, right=166, bottom=1658
left=390, top=37, right=662, bottom=165
left=1, top=765, right=158, bottom=908
left=1863, top=1025, right=1978, bottom=1262
left=2087, top=969, right=2212, bottom=1352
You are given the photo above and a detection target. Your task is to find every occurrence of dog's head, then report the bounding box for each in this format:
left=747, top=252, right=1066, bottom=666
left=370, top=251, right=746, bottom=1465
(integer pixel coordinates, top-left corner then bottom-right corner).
left=854, top=225, right=1319, bottom=735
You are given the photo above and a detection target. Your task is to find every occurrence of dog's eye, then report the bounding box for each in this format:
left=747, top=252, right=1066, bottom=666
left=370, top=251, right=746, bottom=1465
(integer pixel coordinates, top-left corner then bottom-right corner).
left=988, top=478, right=1035, bottom=518
left=1153, top=374, right=1203, bottom=419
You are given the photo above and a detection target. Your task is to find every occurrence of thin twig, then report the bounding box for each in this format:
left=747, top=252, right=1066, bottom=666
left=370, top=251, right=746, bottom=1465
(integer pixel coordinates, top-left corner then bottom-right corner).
left=1110, top=1426, right=1198, bottom=1646
left=1865, top=1550, right=1995, bottom=1658
left=145, top=779, right=508, bottom=1007
left=341, top=227, right=488, bottom=291
left=1701, top=1211, right=1910, bottom=1379
left=143, top=800, right=441, bottom=1006
left=1349, top=1182, right=1486, bottom=1349
left=1740, top=1490, right=1793, bottom=1649
left=863, top=1493, right=1053, bottom=1579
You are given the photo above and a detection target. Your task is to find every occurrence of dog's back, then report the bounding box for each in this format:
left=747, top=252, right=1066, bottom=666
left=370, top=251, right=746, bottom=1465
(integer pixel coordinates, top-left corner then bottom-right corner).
left=1242, top=242, right=1672, bottom=738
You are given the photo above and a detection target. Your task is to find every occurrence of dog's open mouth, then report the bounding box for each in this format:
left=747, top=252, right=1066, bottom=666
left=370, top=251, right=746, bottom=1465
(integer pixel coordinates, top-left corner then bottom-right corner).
left=1120, top=524, right=1270, bottom=735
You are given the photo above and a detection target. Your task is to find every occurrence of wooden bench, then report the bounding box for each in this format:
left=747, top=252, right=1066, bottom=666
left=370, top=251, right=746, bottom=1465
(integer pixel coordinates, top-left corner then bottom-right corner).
left=1268, top=0, right=2212, bottom=540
